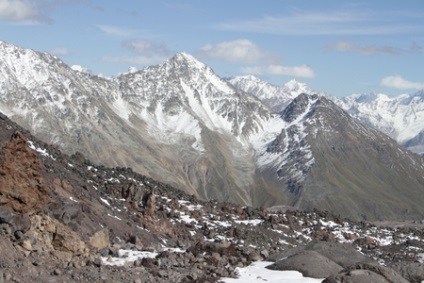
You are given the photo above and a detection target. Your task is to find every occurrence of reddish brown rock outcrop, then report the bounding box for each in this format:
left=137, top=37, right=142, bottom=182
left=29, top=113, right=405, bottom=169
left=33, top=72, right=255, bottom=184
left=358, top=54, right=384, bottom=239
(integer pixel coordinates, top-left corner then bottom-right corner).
left=0, top=131, right=49, bottom=214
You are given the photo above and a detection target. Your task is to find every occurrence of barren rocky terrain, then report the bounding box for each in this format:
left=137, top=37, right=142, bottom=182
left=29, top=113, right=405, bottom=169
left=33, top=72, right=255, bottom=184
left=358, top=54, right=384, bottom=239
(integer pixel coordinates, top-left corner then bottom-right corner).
left=0, top=112, right=423, bottom=282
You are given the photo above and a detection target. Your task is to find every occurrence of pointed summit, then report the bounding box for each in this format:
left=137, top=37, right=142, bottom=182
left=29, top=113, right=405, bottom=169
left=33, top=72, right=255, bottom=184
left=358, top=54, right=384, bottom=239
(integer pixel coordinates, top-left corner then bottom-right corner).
left=283, top=79, right=312, bottom=94
left=167, top=52, right=208, bottom=71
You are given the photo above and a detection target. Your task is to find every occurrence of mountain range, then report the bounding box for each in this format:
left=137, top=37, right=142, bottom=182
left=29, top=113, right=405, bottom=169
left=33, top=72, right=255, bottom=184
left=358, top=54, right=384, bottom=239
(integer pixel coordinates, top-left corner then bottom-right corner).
left=0, top=40, right=424, bottom=221
left=230, top=75, right=424, bottom=156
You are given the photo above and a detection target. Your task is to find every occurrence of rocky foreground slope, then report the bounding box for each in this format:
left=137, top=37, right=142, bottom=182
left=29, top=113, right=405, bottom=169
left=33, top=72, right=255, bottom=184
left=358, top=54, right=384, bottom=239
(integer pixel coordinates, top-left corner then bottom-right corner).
left=0, top=113, right=423, bottom=282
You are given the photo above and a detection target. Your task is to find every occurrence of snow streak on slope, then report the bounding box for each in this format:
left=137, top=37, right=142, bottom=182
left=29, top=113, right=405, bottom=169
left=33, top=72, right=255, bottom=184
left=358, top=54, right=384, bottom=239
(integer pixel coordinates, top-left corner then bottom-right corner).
left=117, top=52, right=277, bottom=152
left=252, top=95, right=317, bottom=183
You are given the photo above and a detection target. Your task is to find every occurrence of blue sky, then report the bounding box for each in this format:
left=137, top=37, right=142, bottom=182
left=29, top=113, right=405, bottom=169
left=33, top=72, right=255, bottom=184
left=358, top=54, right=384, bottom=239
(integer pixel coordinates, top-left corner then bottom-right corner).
left=0, top=0, right=423, bottom=97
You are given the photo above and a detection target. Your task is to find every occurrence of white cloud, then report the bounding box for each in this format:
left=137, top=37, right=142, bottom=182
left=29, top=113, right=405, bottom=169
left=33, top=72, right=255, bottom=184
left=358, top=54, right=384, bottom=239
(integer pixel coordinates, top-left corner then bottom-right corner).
left=96, top=25, right=138, bottom=37
left=0, top=0, right=49, bottom=23
left=327, top=41, right=401, bottom=55
left=101, top=55, right=168, bottom=66
left=215, top=10, right=424, bottom=36
left=122, top=39, right=170, bottom=55
left=197, top=39, right=278, bottom=63
left=327, top=41, right=423, bottom=55
left=242, top=64, right=315, bottom=78
left=50, top=47, right=70, bottom=56
left=380, top=75, right=424, bottom=90
left=0, top=0, right=94, bottom=24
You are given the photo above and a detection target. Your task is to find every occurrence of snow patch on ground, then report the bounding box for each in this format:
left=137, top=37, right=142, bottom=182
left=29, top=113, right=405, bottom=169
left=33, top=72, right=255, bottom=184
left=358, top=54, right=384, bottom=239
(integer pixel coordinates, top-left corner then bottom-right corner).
left=28, top=141, right=56, bottom=160
left=221, top=261, right=323, bottom=283
left=235, top=219, right=263, bottom=226
left=101, top=250, right=158, bottom=266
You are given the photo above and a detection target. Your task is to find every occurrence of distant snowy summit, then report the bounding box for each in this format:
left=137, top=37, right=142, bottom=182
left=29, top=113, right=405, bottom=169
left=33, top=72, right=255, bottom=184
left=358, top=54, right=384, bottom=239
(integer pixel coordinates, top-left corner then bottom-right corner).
left=227, top=75, right=317, bottom=112
left=334, top=91, right=424, bottom=155
left=228, top=74, right=424, bottom=156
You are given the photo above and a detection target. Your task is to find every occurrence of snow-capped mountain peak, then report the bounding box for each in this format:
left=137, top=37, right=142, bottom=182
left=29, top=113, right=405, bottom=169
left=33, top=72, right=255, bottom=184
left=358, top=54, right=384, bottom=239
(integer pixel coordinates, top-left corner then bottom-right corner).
left=228, top=76, right=317, bottom=113
left=283, top=79, right=312, bottom=94
left=335, top=90, right=424, bottom=154
left=1, top=40, right=424, bottom=221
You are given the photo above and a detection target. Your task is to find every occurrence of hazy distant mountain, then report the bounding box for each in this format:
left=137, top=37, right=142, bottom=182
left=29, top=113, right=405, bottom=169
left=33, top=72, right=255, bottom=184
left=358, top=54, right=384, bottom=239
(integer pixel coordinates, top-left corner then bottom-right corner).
left=227, top=75, right=316, bottom=112
left=335, top=92, right=424, bottom=155
left=1, top=40, right=424, bottom=220
left=229, top=75, right=424, bottom=156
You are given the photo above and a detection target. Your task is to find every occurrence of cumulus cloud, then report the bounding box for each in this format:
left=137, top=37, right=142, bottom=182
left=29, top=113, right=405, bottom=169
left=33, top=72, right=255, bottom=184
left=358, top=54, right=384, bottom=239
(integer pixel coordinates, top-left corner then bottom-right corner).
left=122, top=39, right=170, bottom=55
left=197, top=39, right=279, bottom=64
left=242, top=64, right=315, bottom=78
left=380, top=75, right=424, bottom=90
left=0, top=0, right=50, bottom=23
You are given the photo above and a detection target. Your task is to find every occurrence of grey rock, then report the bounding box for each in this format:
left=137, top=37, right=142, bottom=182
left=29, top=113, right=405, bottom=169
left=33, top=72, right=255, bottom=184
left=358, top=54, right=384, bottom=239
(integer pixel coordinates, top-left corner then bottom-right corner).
left=266, top=250, right=343, bottom=278
left=260, top=249, right=269, bottom=259
left=390, top=262, right=424, bottom=283
left=0, top=208, right=13, bottom=224
left=268, top=240, right=373, bottom=268
left=323, top=263, right=409, bottom=283
left=248, top=252, right=261, bottom=262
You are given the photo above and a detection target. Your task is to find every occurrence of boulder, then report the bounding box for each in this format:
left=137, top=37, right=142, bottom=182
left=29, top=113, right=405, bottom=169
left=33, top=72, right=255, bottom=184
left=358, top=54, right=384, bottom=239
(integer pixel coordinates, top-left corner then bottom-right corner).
left=0, top=238, right=22, bottom=268
left=390, top=262, right=424, bottom=283
left=266, top=250, right=343, bottom=278
left=323, top=263, right=409, bottom=283
left=267, top=240, right=372, bottom=268
left=304, top=240, right=372, bottom=268
left=88, top=229, right=110, bottom=250
left=52, top=221, right=85, bottom=254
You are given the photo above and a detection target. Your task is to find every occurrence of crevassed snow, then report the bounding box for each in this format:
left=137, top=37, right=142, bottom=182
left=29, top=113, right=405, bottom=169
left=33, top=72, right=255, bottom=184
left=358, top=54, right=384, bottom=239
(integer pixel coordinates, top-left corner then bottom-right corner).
left=221, top=261, right=323, bottom=283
